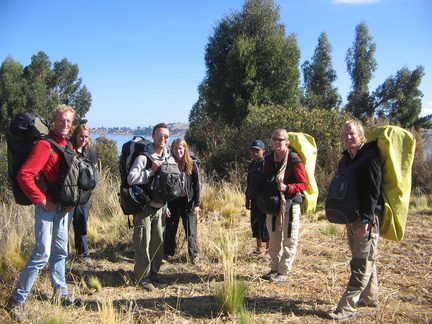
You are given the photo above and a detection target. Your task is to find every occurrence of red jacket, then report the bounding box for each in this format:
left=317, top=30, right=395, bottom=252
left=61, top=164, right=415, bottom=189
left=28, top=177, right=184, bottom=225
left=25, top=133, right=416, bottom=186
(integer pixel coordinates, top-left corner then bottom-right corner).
left=17, top=130, right=68, bottom=205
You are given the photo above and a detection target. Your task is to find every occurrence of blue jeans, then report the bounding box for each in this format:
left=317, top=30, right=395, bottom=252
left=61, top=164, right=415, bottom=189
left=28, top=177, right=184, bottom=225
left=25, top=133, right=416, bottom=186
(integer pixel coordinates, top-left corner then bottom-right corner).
left=13, top=204, right=69, bottom=303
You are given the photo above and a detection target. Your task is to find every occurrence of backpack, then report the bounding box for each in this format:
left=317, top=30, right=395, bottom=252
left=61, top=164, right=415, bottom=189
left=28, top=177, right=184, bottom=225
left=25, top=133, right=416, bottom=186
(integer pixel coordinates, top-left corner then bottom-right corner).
left=256, top=151, right=303, bottom=216
left=7, top=112, right=97, bottom=206
left=366, top=126, right=415, bottom=241
left=325, top=145, right=376, bottom=224
left=118, top=136, right=152, bottom=215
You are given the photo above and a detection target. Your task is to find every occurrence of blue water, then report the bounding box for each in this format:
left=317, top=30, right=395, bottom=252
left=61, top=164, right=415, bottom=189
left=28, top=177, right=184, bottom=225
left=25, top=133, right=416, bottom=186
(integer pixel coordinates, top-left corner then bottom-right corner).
left=89, top=134, right=183, bottom=153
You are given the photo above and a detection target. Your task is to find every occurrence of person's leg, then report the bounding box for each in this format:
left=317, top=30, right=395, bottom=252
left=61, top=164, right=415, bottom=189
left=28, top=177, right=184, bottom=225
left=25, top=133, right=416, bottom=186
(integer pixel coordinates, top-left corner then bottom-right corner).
left=73, top=202, right=90, bottom=256
left=279, top=204, right=301, bottom=275
left=266, top=214, right=282, bottom=272
left=49, top=207, right=70, bottom=296
left=12, top=205, right=56, bottom=303
left=133, top=208, right=152, bottom=283
left=181, top=201, right=199, bottom=258
left=164, top=201, right=180, bottom=256
left=149, top=206, right=165, bottom=278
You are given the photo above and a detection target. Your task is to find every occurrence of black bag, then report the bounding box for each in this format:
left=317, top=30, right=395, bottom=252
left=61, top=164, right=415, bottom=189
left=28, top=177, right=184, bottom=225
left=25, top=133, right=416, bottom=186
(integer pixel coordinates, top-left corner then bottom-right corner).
left=147, top=158, right=183, bottom=203
left=325, top=148, right=375, bottom=224
left=118, top=136, right=152, bottom=215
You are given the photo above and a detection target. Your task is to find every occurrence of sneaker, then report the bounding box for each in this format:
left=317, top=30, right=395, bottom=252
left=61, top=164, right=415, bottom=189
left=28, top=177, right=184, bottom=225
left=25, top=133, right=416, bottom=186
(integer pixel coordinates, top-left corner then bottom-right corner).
left=141, top=281, right=155, bottom=291
left=192, top=256, right=199, bottom=265
left=4, top=297, right=25, bottom=322
left=260, top=270, right=278, bottom=280
left=81, top=256, right=94, bottom=267
left=327, top=309, right=355, bottom=320
left=270, top=273, right=288, bottom=284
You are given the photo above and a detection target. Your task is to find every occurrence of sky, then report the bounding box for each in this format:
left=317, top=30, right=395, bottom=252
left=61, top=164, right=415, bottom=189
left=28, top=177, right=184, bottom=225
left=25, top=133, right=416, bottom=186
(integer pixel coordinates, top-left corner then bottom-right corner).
left=1, top=0, right=431, bottom=129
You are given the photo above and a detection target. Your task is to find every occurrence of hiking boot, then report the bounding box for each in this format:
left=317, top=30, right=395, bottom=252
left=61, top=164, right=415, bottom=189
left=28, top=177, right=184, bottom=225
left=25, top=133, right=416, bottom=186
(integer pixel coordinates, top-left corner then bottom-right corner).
left=327, top=309, right=355, bottom=321
left=191, top=256, right=199, bottom=265
left=260, top=270, right=278, bottom=280
left=141, top=281, right=155, bottom=291
left=80, top=256, right=94, bottom=267
left=4, top=297, right=25, bottom=322
left=270, top=273, right=288, bottom=284
left=51, top=295, right=82, bottom=307
left=150, top=276, right=167, bottom=284
left=357, top=299, right=378, bottom=308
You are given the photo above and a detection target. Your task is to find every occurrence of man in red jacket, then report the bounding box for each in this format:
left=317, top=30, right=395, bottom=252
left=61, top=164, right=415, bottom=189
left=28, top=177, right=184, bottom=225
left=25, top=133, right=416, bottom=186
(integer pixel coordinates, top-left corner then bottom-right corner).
left=5, top=104, right=77, bottom=321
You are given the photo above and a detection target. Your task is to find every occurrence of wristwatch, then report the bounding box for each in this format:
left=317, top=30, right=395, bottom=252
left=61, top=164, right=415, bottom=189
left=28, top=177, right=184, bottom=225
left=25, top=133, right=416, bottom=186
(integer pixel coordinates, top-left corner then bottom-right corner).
left=362, top=218, right=369, bottom=224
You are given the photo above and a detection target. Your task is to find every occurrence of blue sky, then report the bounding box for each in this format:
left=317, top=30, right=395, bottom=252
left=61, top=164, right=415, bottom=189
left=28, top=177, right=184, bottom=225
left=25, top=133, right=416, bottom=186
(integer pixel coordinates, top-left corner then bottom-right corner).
left=1, top=0, right=431, bottom=128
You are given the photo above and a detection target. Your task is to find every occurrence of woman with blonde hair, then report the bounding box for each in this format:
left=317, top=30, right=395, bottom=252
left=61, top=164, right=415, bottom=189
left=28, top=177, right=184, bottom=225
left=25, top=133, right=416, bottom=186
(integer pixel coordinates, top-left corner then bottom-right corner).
left=164, top=138, right=201, bottom=264
left=70, top=124, right=97, bottom=266
left=260, top=128, right=308, bottom=284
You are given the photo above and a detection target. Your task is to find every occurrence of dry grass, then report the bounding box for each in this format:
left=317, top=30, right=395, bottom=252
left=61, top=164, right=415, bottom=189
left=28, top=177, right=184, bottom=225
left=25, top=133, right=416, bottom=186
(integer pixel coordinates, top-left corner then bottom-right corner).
left=0, top=169, right=431, bottom=323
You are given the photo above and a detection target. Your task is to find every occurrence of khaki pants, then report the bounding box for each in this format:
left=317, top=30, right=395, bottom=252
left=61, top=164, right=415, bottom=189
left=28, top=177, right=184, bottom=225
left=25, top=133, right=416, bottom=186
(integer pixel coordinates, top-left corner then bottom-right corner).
left=337, top=214, right=380, bottom=314
left=266, top=203, right=301, bottom=275
left=133, top=205, right=165, bottom=283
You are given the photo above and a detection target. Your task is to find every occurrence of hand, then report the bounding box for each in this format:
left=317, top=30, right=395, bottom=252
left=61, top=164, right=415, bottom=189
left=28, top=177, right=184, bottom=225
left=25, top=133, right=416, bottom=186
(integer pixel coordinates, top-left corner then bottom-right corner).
left=245, top=199, right=250, bottom=210
left=64, top=206, right=74, bottom=213
left=192, top=206, right=200, bottom=215
left=40, top=198, right=56, bottom=211
left=166, top=208, right=171, bottom=218
left=152, top=160, right=162, bottom=172
left=357, top=222, right=369, bottom=238
left=277, top=182, right=287, bottom=192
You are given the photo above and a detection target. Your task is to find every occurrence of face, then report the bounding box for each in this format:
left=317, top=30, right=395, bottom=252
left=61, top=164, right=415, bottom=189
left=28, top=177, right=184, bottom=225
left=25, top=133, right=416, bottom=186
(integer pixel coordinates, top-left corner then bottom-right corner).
left=271, top=133, right=287, bottom=152
left=342, top=124, right=363, bottom=152
left=152, top=127, right=170, bottom=150
left=53, top=111, right=73, bottom=136
left=75, top=129, right=90, bottom=149
left=251, top=148, right=264, bottom=161
left=173, top=142, right=185, bottom=161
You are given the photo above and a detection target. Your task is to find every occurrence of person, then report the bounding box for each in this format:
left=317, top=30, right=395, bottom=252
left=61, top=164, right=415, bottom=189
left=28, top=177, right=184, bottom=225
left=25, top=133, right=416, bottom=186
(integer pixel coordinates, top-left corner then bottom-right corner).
left=69, top=124, right=97, bottom=266
left=245, top=140, right=269, bottom=255
left=5, top=105, right=78, bottom=321
left=127, top=122, right=174, bottom=291
left=164, top=138, right=201, bottom=264
left=260, top=129, right=308, bottom=284
left=327, top=119, right=382, bottom=321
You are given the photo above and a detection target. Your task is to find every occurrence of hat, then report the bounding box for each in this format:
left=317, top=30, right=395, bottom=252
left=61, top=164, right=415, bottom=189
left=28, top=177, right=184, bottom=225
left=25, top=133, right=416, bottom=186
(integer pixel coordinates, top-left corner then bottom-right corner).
left=250, top=140, right=265, bottom=150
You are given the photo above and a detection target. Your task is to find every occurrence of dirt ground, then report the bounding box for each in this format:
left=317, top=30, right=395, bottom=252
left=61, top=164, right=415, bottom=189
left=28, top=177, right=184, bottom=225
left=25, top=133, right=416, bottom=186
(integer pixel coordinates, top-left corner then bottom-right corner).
left=1, top=209, right=431, bottom=323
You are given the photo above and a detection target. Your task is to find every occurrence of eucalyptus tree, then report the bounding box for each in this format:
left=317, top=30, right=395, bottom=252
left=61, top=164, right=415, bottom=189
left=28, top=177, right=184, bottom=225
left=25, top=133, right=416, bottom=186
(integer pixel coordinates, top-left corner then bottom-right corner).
left=345, top=22, right=377, bottom=119
left=301, top=31, right=341, bottom=111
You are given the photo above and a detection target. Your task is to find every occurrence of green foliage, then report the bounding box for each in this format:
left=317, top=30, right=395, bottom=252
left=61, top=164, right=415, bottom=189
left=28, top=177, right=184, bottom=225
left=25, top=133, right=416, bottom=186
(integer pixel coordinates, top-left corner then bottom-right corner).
left=302, top=32, right=342, bottom=111
left=0, top=140, right=13, bottom=202
left=345, top=23, right=377, bottom=118
left=0, top=51, right=92, bottom=136
left=93, top=136, right=119, bottom=179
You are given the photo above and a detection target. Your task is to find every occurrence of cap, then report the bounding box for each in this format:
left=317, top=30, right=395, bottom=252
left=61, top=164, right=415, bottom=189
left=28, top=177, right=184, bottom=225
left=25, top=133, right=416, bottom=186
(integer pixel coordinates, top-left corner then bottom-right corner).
left=250, top=140, right=265, bottom=150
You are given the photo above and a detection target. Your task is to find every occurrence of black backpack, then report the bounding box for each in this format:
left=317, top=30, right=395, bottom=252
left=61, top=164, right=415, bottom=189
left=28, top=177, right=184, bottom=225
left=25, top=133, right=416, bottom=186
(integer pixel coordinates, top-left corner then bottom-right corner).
left=147, top=157, right=183, bottom=203
left=325, top=145, right=375, bottom=224
left=118, top=136, right=152, bottom=215
left=256, top=151, right=303, bottom=216
left=7, top=112, right=97, bottom=206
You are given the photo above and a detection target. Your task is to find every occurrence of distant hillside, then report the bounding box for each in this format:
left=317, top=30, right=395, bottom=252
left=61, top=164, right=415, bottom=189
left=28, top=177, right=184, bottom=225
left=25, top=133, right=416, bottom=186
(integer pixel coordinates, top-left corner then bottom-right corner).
left=91, top=122, right=189, bottom=137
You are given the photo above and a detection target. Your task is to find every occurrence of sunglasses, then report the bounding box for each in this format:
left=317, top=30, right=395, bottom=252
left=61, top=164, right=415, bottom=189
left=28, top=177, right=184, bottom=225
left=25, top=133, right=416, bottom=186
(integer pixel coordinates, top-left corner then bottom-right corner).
left=156, top=133, right=169, bottom=139
left=272, top=137, right=286, bottom=142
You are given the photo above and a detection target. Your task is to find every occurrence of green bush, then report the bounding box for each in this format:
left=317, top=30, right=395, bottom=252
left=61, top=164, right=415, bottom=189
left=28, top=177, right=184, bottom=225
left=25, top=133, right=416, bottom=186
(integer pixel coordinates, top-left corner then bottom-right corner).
left=93, top=136, right=119, bottom=180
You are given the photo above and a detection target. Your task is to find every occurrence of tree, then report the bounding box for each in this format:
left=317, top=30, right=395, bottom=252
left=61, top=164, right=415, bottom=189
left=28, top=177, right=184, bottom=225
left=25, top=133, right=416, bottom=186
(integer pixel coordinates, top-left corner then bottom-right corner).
left=0, top=56, right=25, bottom=135
left=301, top=32, right=341, bottom=110
left=345, top=23, right=377, bottom=119
left=373, top=66, right=430, bottom=128
left=188, top=0, right=300, bottom=152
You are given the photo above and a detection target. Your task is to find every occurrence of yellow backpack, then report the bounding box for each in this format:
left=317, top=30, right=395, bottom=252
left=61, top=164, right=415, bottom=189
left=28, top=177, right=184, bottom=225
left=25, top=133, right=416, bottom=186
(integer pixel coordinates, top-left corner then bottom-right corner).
left=366, top=126, right=416, bottom=241
left=287, top=132, right=319, bottom=214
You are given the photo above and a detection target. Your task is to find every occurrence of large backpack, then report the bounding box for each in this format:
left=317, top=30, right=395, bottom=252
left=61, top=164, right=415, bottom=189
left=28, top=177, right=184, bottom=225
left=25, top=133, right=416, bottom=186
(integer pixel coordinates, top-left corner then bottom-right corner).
left=7, top=112, right=97, bottom=206
left=366, top=126, right=415, bottom=241
left=325, top=144, right=376, bottom=224
left=118, top=136, right=152, bottom=215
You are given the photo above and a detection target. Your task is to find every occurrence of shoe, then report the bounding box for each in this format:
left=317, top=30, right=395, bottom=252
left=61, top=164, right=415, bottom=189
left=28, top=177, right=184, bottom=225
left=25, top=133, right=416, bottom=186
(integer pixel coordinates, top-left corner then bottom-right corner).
left=260, top=270, right=278, bottom=280
left=4, top=297, right=25, bottom=322
left=81, top=256, right=94, bottom=267
left=191, top=256, right=199, bottom=265
left=161, top=255, right=171, bottom=264
left=141, top=281, right=155, bottom=291
left=270, top=273, right=288, bottom=284
left=327, top=309, right=355, bottom=320
left=51, top=295, right=82, bottom=307
left=357, top=299, right=378, bottom=308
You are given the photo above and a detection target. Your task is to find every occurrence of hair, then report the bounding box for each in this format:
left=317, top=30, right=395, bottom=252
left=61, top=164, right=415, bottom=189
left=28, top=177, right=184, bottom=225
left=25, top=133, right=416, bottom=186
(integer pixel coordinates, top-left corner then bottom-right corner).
left=71, top=124, right=92, bottom=148
left=272, top=128, right=291, bottom=146
left=341, top=119, right=366, bottom=143
left=171, top=138, right=193, bottom=175
left=152, top=122, right=169, bottom=135
left=54, top=104, right=75, bottom=118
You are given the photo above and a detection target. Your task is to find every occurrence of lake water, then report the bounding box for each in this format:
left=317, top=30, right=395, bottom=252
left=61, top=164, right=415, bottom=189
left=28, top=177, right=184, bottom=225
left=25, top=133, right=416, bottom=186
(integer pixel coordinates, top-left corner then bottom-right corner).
left=89, top=134, right=183, bottom=153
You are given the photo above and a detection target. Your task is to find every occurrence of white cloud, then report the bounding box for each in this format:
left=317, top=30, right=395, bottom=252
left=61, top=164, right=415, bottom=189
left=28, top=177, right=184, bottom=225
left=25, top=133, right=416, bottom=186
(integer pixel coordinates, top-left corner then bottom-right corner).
left=332, top=0, right=381, bottom=4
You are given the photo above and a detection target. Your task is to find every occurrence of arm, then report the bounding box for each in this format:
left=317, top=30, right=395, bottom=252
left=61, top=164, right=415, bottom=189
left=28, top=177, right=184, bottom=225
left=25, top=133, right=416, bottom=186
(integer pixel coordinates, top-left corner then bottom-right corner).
left=278, top=162, right=309, bottom=193
left=127, top=155, right=154, bottom=185
left=191, top=161, right=201, bottom=215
